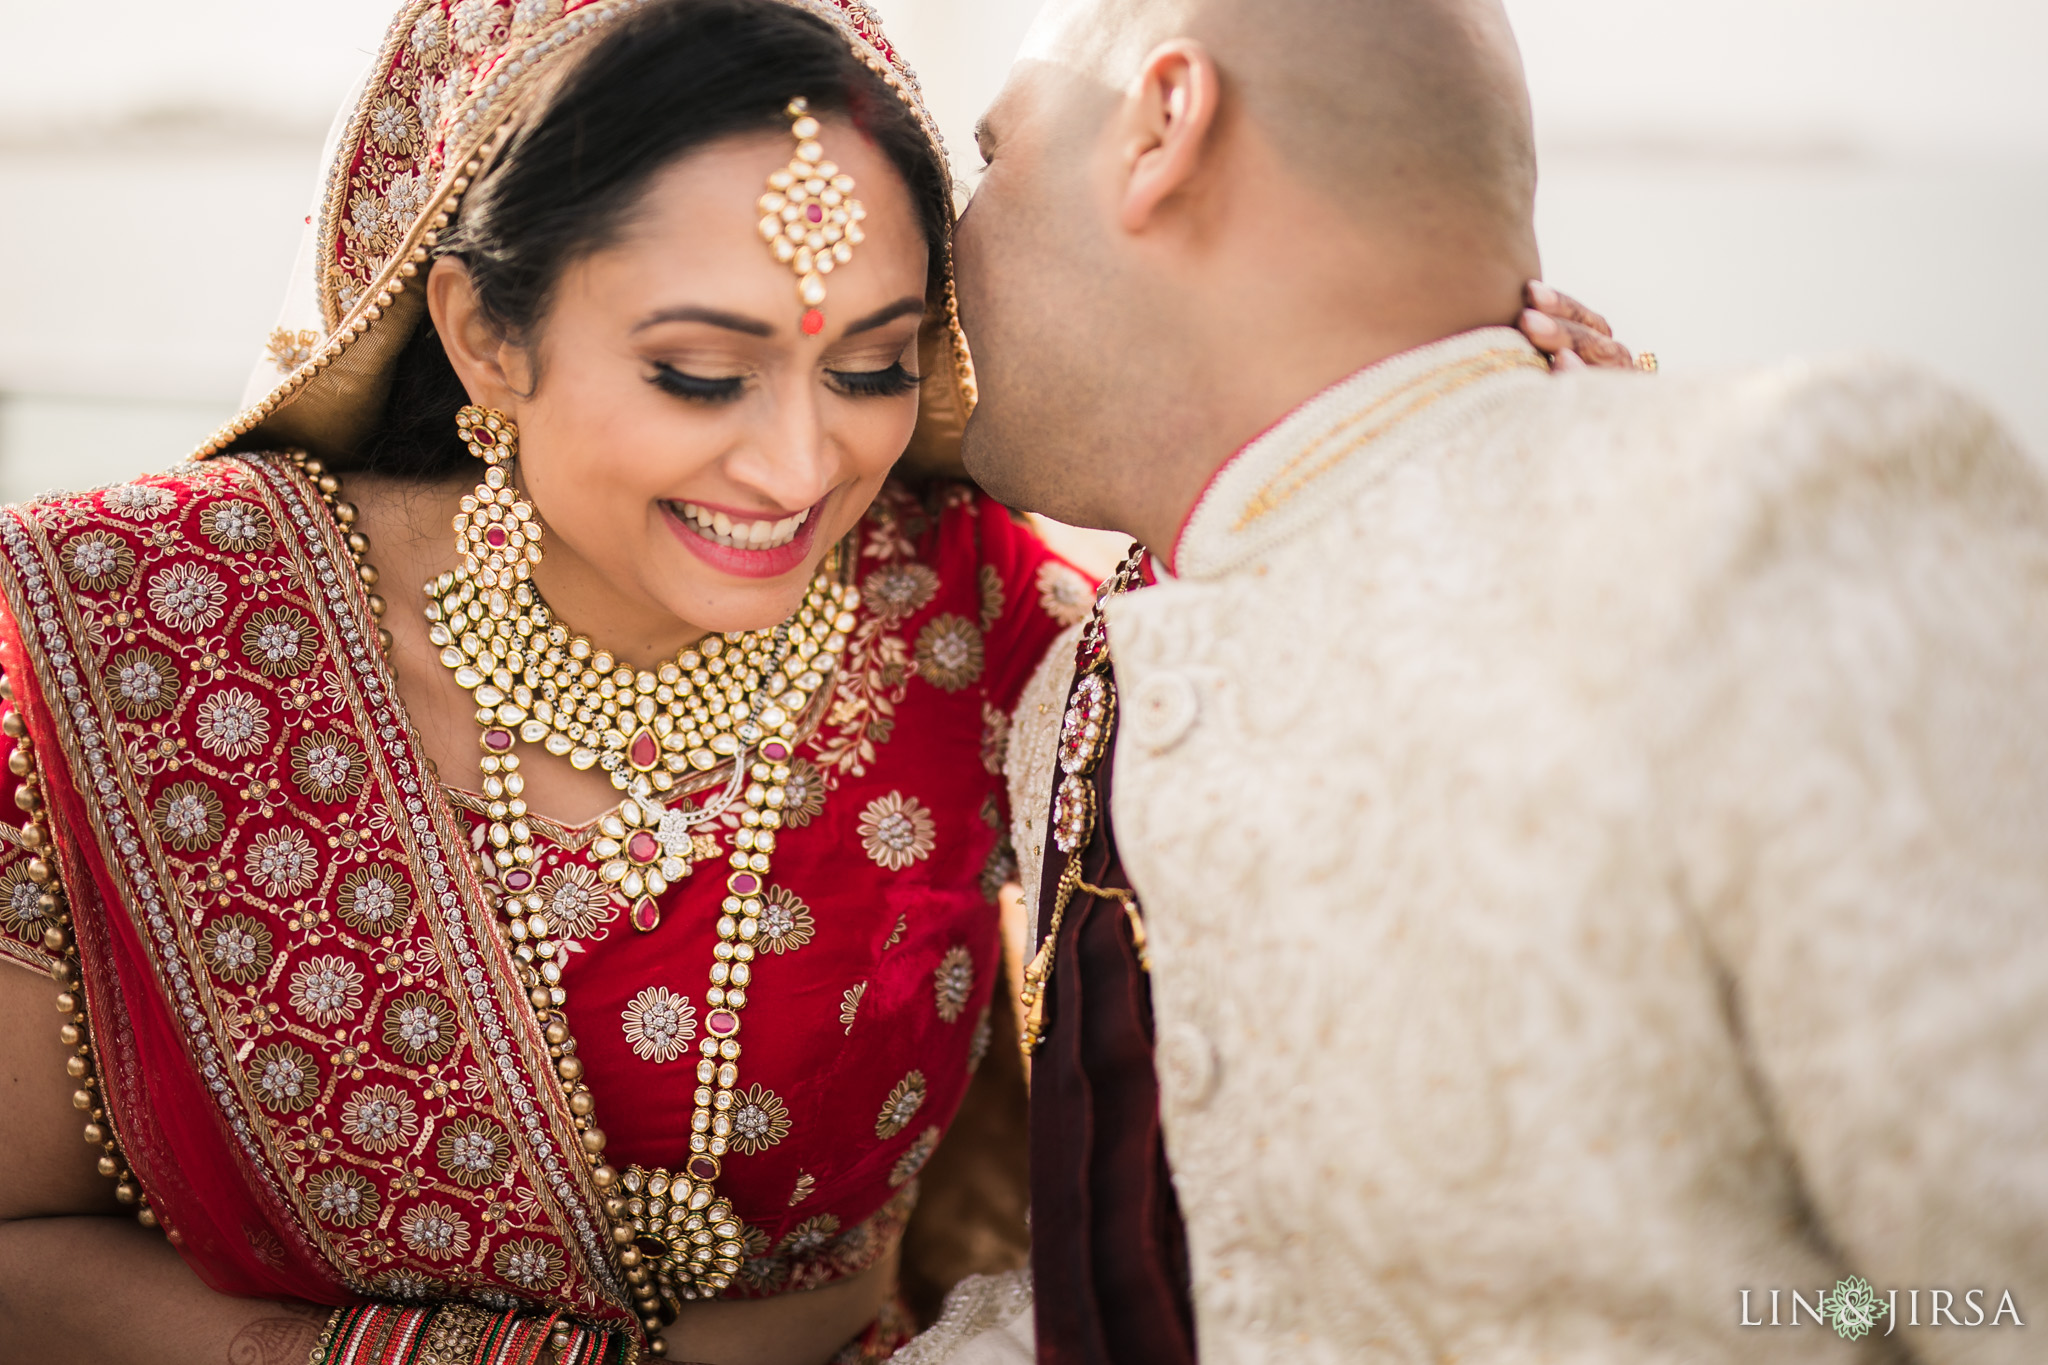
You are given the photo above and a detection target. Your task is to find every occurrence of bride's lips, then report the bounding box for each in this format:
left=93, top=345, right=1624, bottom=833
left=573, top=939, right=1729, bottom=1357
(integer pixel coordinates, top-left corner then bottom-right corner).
left=660, top=495, right=825, bottom=579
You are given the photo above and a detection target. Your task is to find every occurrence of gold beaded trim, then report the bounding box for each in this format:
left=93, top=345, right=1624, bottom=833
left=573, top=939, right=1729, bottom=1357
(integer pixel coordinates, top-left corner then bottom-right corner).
left=290, top=453, right=390, bottom=652
left=0, top=674, right=157, bottom=1230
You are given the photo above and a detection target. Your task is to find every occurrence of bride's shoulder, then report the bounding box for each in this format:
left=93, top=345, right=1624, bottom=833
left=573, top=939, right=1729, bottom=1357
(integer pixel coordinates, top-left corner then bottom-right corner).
left=7, top=454, right=294, bottom=539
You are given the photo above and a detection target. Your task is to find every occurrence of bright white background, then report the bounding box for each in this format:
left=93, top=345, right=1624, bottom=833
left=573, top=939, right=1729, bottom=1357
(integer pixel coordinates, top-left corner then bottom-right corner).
left=1, top=0, right=2044, bottom=499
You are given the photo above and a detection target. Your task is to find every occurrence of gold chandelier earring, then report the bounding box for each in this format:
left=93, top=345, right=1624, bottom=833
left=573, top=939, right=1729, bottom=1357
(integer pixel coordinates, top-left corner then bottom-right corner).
left=453, top=404, right=542, bottom=586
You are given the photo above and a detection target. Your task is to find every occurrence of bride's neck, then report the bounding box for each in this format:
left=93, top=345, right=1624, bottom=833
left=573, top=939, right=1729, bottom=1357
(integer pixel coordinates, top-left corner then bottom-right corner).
left=347, top=467, right=710, bottom=666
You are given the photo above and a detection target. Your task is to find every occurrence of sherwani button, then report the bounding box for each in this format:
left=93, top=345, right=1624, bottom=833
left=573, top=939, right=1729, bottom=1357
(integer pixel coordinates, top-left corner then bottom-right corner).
left=1126, top=672, right=1200, bottom=753
left=1157, top=1020, right=1219, bottom=1109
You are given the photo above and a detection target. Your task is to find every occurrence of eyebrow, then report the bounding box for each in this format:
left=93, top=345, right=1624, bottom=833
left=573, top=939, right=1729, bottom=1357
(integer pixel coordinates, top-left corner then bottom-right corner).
left=842, top=297, right=926, bottom=336
left=633, top=305, right=773, bottom=337
left=632, top=297, right=924, bottom=338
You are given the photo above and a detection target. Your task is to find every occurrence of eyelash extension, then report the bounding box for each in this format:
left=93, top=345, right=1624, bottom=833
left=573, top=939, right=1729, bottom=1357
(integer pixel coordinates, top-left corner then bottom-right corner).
left=649, top=364, right=747, bottom=403
left=828, top=363, right=922, bottom=399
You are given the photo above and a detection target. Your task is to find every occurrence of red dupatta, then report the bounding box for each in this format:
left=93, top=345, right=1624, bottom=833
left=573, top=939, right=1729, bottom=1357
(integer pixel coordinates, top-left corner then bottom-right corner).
left=0, top=456, right=633, bottom=1324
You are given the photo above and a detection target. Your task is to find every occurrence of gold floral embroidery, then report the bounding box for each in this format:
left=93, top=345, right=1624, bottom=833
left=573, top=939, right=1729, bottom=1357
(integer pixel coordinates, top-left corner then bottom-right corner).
left=373, top=1268, right=442, bottom=1302
left=436, top=1115, right=513, bottom=1188
left=888, top=1125, right=940, bottom=1188
left=933, top=945, right=974, bottom=1023
left=201, top=914, right=273, bottom=984
left=968, top=1007, right=993, bottom=1074
left=309, top=1167, right=380, bottom=1226
left=757, top=886, right=815, bottom=955
left=338, top=864, right=413, bottom=937
left=194, top=688, right=271, bottom=760
left=248, top=1042, right=321, bottom=1113
left=787, top=1173, right=816, bottom=1206
left=914, top=614, right=984, bottom=692
left=621, top=986, right=697, bottom=1063
left=979, top=835, right=1018, bottom=906
left=874, top=1070, right=927, bottom=1138
left=400, top=1202, right=473, bottom=1260
left=290, top=729, right=368, bottom=803
left=152, top=780, right=224, bottom=851
left=103, top=483, right=177, bottom=521
left=60, top=531, right=136, bottom=592
left=244, top=826, right=319, bottom=898
left=289, top=954, right=367, bottom=1027
left=840, top=982, right=865, bottom=1034
left=978, top=563, right=1004, bottom=632
left=857, top=792, right=935, bottom=871
left=340, top=1083, right=420, bottom=1153
left=1036, top=561, right=1094, bottom=626
left=105, top=648, right=178, bottom=721
left=0, top=859, right=52, bottom=938
left=726, top=1084, right=791, bottom=1155
left=384, top=990, right=457, bottom=1063
left=980, top=701, right=1009, bottom=777
left=493, top=1238, right=565, bottom=1292
left=265, top=328, right=321, bottom=375
left=779, top=1214, right=841, bottom=1256
left=365, top=94, right=423, bottom=155
left=777, top=758, right=826, bottom=828
left=240, top=607, right=320, bottom=677
left=862, top=562, right=938, bottom=623
left=146, top=562, right=229, bottom=634
left=537, top=863, right=615, bottom=939
left=883, top=914, right=906, bottom=950
left=198, top=499, right=275, bottom=554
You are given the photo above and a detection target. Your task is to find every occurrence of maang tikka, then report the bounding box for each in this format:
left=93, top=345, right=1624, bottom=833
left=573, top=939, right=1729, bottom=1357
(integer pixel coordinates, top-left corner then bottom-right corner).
left=453, top=404, right=543, bottom=585
left=757, top=97, right=868, bottom=336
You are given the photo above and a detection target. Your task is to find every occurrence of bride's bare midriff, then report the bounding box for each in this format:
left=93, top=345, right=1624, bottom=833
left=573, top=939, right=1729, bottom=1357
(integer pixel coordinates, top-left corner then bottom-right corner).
left=658, top=1239, right=899, bottom=1364
left=354, top=476, right=908, bottom=1365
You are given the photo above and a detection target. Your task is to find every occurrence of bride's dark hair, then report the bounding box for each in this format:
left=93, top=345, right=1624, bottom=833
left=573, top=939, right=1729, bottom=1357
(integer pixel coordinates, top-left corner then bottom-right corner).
left=352, top=0, right=951, bottom=477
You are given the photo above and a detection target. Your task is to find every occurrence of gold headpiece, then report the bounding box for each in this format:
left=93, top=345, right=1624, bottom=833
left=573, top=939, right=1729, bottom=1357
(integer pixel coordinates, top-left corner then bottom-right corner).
left=757, top=98, right=868, bottom=335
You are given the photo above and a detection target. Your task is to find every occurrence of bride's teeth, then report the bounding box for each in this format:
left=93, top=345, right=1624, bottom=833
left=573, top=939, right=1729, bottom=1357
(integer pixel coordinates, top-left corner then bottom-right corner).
left=671, top=501, right=812, bottom=549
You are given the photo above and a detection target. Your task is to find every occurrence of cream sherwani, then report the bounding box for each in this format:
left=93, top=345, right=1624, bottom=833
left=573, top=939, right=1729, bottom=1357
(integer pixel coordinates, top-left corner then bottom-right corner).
left=992, top=329, right=2048, bottom=1364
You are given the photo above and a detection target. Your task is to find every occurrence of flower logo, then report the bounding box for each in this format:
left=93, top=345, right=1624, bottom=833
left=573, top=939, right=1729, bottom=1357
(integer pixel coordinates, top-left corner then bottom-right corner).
left=1822, top=1276, right=1886, bottom=1341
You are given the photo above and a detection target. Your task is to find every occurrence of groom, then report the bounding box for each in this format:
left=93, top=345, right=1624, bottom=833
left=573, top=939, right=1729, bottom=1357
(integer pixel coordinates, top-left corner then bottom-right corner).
left=948, top=0, right=2048, bottom=1361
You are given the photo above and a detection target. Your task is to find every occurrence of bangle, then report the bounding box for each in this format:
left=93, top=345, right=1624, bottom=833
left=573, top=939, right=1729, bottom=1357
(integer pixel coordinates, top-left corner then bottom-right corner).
left=307, top=1308, right=349, bottom=1365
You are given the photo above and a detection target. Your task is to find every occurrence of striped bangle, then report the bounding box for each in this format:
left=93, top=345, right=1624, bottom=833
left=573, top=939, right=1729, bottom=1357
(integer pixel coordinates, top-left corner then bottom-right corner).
left=312, top=1303, right=631, bottom=1365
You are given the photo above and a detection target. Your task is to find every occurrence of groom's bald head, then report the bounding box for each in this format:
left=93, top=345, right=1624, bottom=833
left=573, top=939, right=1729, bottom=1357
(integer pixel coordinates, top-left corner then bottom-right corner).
left=957, top=0, right=1541, bottom=542
left=1024, top=0, right=1535, bottom=237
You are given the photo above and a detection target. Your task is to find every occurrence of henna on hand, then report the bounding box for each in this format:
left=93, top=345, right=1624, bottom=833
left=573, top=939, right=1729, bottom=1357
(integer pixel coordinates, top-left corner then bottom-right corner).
left=226, top=1304, right=332, bottom=1365
left=1519, top=281, right=1638, bottom=369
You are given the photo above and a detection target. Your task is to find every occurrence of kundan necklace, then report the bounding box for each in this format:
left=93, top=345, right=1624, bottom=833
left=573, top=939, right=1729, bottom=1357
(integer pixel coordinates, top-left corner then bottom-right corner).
left=425, top=405, right=861, bottom=1322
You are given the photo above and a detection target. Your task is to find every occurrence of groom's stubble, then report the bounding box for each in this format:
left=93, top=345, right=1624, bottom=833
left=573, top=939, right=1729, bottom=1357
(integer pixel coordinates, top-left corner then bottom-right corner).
left=955, top=0, right=1539, bottom=560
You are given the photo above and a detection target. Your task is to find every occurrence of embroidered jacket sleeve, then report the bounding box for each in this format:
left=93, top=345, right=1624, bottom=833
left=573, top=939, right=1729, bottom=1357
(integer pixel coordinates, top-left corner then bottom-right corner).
left=1669, top=380, right=2048, bottom=1356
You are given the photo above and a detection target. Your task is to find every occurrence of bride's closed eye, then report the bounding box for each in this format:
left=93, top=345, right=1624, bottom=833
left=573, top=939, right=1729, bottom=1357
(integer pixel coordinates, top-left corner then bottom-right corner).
left=648, top=360, right=920, bottom=403
left=827, top=361, right=921, bottom=398
left=649, top=363, right=745, bottom=402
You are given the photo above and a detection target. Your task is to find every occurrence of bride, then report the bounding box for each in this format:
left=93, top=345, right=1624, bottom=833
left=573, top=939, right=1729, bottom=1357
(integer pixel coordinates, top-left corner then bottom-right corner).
left=0, top=1, right=1613, bottom=1362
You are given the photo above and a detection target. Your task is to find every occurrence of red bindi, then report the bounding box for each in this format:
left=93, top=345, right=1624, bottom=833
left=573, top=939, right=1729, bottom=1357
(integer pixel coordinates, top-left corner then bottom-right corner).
left=801, top=309, right=825, bottom=336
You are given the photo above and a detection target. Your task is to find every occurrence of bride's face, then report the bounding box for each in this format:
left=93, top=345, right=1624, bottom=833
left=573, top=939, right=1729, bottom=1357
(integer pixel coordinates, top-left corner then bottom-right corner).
left=434, top=118, right=928, bottom=648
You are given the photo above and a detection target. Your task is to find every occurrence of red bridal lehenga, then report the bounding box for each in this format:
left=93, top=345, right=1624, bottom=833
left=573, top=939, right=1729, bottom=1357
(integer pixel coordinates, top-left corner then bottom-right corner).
left=0, top=1, right=1091, bottom=1359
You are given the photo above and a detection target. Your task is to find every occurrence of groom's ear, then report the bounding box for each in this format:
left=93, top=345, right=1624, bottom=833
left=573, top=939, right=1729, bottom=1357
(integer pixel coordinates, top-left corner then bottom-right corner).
left=1113, top=39, right=1222, bottom=235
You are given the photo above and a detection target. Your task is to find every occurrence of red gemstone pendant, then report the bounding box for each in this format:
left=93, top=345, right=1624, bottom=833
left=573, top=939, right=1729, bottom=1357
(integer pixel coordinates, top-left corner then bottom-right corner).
left=627, top=726, right=661, bottom=771
left=631, top=898, right=662, bottom=933
left=626, top=830, right=661, bottom=864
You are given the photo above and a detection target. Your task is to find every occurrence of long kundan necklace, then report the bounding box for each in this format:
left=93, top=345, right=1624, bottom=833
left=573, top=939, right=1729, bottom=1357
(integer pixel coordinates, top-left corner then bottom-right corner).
left=426, top=404, right=859, bottom=1323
